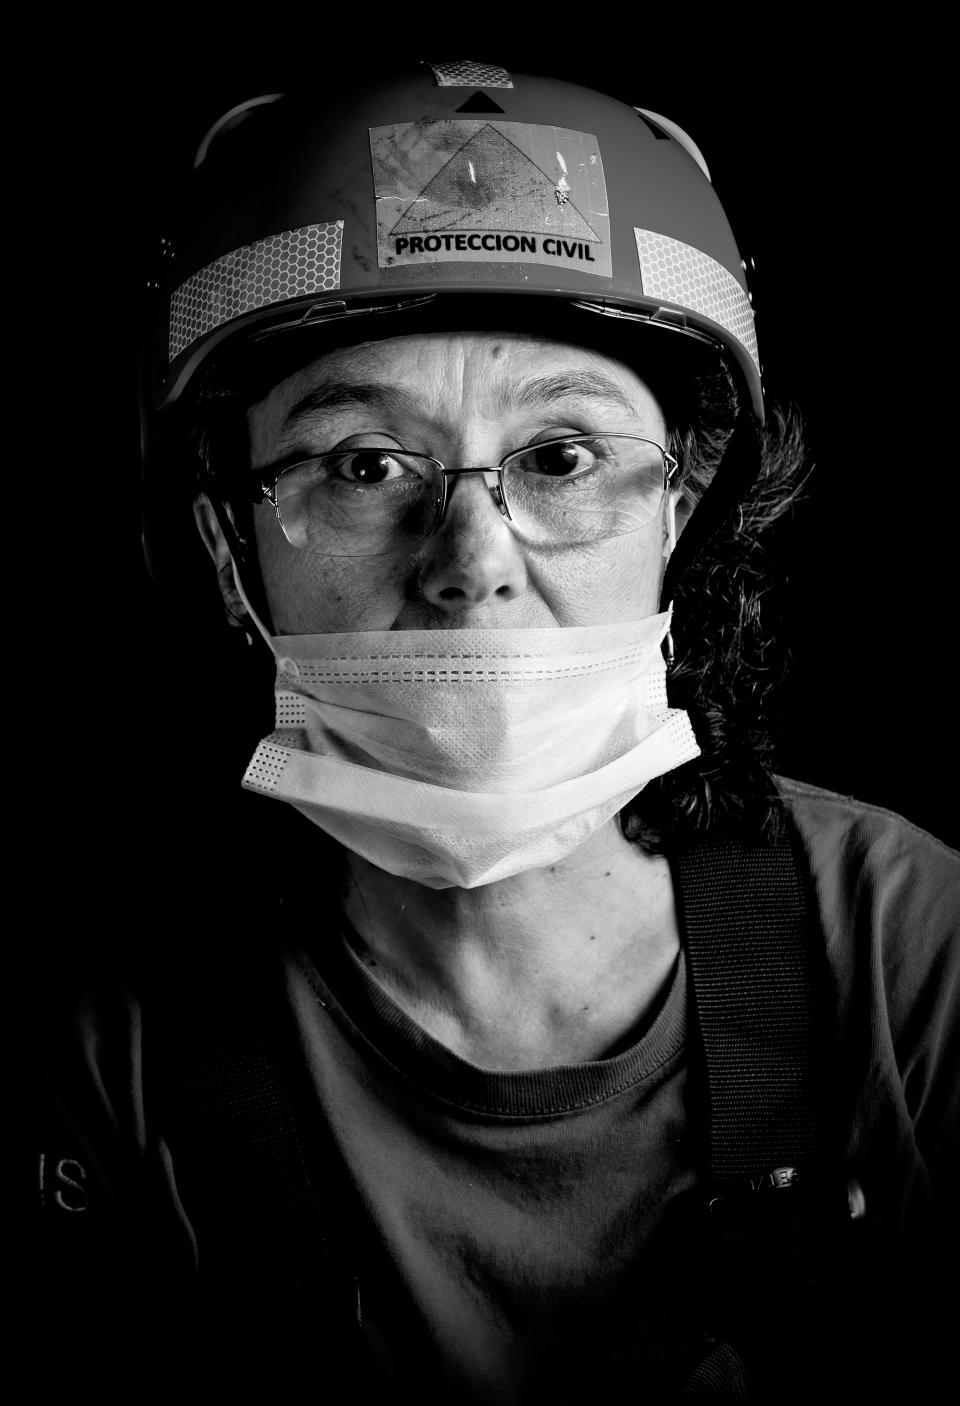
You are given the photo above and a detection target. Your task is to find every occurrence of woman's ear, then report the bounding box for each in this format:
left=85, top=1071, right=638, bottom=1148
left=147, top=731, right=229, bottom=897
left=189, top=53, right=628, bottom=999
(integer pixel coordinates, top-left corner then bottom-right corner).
left=193, top=493, right=251, bottom=630
left=673, top=488, right=696, bottom=541
left=662, top=487, right=696, bottom=559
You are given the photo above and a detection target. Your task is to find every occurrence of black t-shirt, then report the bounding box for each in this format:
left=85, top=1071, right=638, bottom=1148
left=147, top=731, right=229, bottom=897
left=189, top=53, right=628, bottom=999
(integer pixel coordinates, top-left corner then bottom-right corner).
left=36, top=779, right=959, bottom=1398
left=288, top=920, right=695, bottom=1400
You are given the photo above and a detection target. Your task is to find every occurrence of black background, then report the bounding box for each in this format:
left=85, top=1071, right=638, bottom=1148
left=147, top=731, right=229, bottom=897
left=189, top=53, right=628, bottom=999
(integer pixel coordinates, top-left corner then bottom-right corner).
left=31, top=29, right=958, bottom=862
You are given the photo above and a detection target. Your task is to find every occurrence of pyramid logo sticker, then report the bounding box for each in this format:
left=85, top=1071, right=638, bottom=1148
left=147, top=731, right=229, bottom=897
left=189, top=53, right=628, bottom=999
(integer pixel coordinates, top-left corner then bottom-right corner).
left=371, top=121, right=611, bottom=277
left=390, top=126, right=599, bottom=241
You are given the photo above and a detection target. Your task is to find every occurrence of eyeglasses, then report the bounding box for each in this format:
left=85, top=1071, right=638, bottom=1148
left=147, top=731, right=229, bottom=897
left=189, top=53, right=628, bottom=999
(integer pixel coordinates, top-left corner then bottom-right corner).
left=253, top=434, right=679, bottom=556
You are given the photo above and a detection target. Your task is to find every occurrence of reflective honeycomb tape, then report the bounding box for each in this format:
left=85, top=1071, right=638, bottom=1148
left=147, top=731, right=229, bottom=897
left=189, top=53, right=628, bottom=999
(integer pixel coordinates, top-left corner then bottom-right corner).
left=427, top=60, right=514, bottom=88
left=169, top=221, right=343, bottom=362
left=634, top=229, right=759, bottom=373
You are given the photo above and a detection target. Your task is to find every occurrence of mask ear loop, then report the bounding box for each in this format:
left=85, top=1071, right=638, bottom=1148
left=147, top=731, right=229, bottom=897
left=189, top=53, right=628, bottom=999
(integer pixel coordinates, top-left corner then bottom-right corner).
left=662, top=490, right=678, bottom=669
left=207, top=492, right=277, bottom=652
left=230, top=556, right=277, bottom=652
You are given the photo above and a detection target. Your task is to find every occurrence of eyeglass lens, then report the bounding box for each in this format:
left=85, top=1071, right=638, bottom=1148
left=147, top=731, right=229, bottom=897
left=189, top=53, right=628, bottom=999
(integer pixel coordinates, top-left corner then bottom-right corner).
left=272, top=436, right=668, bottom=555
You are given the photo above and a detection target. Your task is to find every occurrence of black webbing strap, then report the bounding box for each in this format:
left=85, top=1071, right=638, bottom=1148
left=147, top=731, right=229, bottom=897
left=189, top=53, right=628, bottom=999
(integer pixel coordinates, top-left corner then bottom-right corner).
left=672, top=824, right=825, bottom=1184
left=660, top=408, right=763, bottom=613
left=672, top=826, right=878, bottom=1398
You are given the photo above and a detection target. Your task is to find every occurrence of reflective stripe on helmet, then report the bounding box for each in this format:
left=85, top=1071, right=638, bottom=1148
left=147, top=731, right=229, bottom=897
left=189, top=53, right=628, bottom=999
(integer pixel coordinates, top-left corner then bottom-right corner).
left=167, top=218, right=758, bottom=388
left=427, top=60, right=514, bottom=88
left=169, top=222, right=343, bottom=363
left=634, top=230, right=759, bottom=377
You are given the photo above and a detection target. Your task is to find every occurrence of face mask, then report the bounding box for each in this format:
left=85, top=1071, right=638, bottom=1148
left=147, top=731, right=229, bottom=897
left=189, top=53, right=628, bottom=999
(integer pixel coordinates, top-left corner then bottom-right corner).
left=239, top=608, right=700, bottom=890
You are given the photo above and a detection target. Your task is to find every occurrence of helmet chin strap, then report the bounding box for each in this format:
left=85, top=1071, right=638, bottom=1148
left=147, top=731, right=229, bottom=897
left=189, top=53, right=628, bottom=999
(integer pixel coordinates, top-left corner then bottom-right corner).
left=659, top=407, right=763, bottom=614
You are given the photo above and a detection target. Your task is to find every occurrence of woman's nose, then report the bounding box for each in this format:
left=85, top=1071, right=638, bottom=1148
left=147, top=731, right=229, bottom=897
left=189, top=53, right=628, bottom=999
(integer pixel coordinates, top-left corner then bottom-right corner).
left=417, top=470, right=528, bottom=611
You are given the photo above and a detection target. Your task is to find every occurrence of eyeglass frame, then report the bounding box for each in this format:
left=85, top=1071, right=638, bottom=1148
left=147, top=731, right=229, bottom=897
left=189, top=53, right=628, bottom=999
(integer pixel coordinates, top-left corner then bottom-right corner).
left=250, top=433, right=681, bottom=551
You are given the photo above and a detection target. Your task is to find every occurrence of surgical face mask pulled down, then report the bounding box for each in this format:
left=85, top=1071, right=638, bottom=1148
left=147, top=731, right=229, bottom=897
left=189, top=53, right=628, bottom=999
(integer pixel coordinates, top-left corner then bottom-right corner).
left=236, top=564, right=701, bottom=888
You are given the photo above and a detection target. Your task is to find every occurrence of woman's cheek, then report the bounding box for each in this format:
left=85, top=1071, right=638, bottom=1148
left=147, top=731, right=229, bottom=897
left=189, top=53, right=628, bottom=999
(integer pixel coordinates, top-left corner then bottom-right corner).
left=523, top=529, right=664, bottom=626
left=273, top=555, right=412, bottom=634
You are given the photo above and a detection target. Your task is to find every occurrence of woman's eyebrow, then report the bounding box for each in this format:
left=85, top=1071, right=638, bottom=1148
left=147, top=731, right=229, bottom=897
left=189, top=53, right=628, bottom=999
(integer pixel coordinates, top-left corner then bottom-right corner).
left=281, top=380, right=415, bottom=429
left=504, top=370, right=639, bottom=416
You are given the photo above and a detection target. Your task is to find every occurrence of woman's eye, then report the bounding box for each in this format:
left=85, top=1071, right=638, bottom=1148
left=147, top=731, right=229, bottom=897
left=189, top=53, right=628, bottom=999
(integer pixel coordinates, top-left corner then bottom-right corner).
left=332, top=449, right=416, bottom=485
left=526, top=440, right=599, bottom=477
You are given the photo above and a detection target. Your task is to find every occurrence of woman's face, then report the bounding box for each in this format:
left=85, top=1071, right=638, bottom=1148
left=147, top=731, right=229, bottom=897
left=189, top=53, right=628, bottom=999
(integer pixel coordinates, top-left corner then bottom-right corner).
left=246, top=330, right=673, bottom=634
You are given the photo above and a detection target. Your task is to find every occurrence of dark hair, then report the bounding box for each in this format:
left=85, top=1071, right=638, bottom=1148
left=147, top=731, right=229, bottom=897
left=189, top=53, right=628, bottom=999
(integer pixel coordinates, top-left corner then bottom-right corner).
left=187, top=329, right=810, bottom=857
left=624, top=372, right=809, bottom=852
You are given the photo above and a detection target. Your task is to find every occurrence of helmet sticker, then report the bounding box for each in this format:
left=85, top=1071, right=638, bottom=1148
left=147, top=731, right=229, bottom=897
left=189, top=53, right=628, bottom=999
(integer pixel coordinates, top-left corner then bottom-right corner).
left=634, top=229, right=759, bottom=373
left=370, top=122, right=611, bottom=278
left=169, top=220, right=343, bottom=363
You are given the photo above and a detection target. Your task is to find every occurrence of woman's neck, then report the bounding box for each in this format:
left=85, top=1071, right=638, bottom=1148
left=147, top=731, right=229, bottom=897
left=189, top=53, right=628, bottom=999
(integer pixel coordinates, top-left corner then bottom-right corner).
left=339, top=820, right=680, bottom=1070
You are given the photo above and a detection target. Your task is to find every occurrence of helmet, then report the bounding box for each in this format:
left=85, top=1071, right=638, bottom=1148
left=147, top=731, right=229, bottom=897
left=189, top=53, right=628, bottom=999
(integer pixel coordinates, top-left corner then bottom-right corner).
left=147, top=60, right=759, bottom=413
left=141, top=60, right=761, bottom=588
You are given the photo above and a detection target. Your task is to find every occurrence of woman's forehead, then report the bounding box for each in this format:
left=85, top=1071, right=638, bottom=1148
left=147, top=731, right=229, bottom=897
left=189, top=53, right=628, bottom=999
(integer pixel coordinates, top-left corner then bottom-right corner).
left=249, top=330, right=665, bottom=438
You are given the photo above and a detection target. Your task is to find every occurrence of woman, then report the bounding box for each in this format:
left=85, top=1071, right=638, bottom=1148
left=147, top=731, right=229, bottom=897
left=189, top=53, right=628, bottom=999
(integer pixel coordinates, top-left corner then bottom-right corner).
left=41, top=63, right=957, bottom=1400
